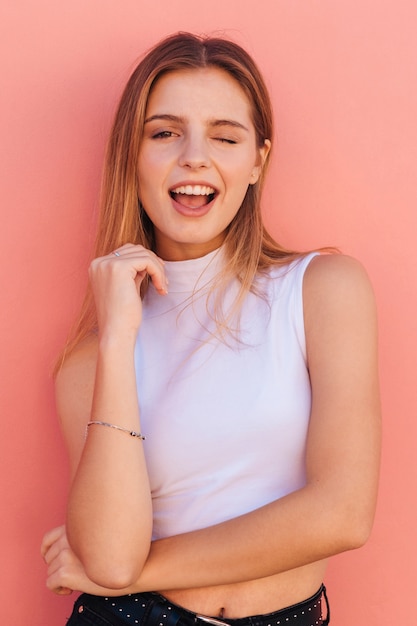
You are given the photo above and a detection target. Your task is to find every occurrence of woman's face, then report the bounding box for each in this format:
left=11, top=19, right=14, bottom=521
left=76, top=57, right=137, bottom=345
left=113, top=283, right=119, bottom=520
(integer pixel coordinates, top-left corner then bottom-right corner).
left=137, top=67, right=270, bottom=261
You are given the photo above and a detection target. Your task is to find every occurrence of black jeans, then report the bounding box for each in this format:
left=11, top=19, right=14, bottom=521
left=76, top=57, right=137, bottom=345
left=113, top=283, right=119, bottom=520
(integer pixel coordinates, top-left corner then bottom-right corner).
left=65, top=586, right=330, bottom=626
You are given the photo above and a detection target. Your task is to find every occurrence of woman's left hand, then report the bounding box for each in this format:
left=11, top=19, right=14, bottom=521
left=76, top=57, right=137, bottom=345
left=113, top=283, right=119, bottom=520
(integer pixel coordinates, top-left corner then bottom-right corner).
left=41, top=525, right=103, bottom=596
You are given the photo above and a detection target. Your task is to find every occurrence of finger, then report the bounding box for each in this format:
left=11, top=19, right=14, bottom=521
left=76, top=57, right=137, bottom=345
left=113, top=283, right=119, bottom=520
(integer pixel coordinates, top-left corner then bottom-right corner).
left=109, top=246, right=166, bottom=271
left=144, top=260, right=169, bottom=295
left=111, top=250, right=169, bottom=295
left=46, top=554, right=61, bottom=577
left=55, top=587, right=73, bottom=596
left=43, top=535, right=67, bottom=565
left=109, top=244, right=166, bottom=269
left=46, top=571, right=74, bottom=595
left=94, top=247, right=168, bottom=292
left=46, top=552, right=76, bottom=594
left=41, top=525, right=66, bottom=559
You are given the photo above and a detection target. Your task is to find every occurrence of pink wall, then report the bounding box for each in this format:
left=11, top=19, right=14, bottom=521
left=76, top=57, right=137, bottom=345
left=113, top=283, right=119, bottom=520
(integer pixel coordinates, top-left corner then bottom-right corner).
left=1, top=1, right=416, bottom=623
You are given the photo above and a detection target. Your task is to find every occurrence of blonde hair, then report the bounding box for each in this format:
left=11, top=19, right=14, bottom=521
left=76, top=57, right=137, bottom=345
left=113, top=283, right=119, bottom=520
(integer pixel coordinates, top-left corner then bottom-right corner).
left=57, top=32, right=304, bottom=369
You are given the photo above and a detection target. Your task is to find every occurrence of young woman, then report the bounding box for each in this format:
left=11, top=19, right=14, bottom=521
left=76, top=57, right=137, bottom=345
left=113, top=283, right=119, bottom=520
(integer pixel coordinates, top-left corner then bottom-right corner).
left=41, top=32, right=380, bottom=626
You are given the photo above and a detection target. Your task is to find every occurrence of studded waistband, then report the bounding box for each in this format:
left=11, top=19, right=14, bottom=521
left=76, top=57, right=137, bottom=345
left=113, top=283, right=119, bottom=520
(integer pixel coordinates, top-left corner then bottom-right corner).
left=71, top=585, right=329, bottom=626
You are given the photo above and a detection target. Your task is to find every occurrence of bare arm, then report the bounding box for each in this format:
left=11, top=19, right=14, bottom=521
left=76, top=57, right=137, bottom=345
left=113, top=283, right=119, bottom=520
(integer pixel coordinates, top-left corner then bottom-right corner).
left=60, top=244, right=168, bottom=589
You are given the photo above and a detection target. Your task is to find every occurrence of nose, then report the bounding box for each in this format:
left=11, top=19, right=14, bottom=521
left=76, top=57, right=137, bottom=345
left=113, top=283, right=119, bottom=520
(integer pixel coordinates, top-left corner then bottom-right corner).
left=178, top=132, right=211, bottom=169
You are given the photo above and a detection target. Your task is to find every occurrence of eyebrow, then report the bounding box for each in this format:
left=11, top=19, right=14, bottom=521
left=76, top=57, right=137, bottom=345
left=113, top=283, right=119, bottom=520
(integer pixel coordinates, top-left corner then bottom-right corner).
left=144, top=114, right=249, bottom=132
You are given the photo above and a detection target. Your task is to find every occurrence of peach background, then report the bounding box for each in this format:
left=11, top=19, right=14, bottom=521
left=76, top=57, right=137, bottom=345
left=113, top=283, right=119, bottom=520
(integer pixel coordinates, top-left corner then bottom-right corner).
left=1, top=1, right=416, bottom=623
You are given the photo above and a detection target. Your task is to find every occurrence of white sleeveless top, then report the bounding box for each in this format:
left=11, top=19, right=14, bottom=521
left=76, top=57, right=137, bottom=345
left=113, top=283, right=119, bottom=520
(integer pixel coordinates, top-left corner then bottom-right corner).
left=135, top=248, right=318, bottom=540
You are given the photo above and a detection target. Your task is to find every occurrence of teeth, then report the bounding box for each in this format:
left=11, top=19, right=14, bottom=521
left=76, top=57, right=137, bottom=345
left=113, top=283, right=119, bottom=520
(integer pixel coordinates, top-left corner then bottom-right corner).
left=171, top=185, right=215, bottom=196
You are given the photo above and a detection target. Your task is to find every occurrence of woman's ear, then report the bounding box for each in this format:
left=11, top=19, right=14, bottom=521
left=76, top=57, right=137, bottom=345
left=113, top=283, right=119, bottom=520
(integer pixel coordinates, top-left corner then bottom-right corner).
left=249, top=139, right=271, bottom=185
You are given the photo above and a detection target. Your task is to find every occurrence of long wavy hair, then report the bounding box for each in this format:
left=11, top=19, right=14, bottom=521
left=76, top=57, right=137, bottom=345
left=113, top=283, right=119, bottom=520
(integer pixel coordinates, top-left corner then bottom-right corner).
left=57, top=32, right=305, bottom=369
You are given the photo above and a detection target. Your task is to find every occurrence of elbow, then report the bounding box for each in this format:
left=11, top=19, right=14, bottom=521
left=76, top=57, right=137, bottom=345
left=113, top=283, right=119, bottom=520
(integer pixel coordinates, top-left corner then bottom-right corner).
left=310, top=475, right=379, bottom=555
left=68, top=532, right=151, bottom=589
left=83, top=550, right=149, bottom=589
left=344, top=512, right=375, bottom=550
left=66, top=516, right=152, bottom=589
left=338, top=521, right=372, bottom=552
left=330, top=502, right=376, bottom=553
left=86, top=563, right=143, bottom=590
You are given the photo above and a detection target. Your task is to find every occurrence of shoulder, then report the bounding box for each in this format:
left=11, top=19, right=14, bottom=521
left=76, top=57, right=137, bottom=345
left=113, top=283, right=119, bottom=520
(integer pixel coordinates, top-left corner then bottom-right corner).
left=302, top=253, right=378, bottom=358
left=55, top=334, right=98, bottom=476
left=303, top=253, right=376, bottom=311
left=263, top=252, right=375, bottom=312
left=304, top=251, right=371, bottom=281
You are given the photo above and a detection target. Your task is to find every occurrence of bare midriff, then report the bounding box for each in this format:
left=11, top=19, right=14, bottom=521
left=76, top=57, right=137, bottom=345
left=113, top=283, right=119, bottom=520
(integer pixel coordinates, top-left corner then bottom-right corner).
left=159, top=560, right=328, bottom=619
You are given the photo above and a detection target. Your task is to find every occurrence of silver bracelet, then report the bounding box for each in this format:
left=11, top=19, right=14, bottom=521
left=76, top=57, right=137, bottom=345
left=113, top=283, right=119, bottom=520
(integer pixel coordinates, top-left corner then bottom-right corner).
left=87, top=421, right=146, bottom=440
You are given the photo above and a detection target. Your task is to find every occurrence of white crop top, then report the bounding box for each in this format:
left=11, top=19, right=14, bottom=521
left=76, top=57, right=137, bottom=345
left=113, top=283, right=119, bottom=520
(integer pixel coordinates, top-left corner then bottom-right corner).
left=135, top=248, right=318, bottom=540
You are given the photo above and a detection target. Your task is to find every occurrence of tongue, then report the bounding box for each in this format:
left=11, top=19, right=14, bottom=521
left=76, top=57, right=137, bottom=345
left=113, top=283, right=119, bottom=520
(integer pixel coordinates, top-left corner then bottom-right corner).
left=173, top=193, right=208, bottom=209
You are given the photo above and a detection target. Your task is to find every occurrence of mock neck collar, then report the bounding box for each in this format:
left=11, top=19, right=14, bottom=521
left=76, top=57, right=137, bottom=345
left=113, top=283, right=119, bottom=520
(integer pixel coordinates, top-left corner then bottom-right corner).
left=161, top=247, right=225, bottom=294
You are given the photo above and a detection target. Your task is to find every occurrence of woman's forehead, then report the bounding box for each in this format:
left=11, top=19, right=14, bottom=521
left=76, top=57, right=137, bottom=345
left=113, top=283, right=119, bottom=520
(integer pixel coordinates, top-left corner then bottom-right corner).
left=145, top=67, right=254, bottom=124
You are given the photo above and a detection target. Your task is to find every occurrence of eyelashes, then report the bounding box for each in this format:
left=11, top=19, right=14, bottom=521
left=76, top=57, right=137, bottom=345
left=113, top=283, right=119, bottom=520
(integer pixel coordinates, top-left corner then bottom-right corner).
left=151, top=131, right=177, bottom=139
left=150, top=131, right=238, bottom=145
left=215, top=137, right=237, bottom=145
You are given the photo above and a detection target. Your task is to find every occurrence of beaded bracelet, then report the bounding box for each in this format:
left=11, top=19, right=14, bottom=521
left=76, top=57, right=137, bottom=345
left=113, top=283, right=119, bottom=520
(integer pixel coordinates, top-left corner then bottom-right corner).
left=86, top=421, right=146, bottom=440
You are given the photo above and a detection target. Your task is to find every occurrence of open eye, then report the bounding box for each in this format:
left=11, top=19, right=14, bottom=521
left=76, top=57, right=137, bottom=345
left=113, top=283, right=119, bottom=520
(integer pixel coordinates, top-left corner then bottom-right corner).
left=152, top=130, right=179, bottom=139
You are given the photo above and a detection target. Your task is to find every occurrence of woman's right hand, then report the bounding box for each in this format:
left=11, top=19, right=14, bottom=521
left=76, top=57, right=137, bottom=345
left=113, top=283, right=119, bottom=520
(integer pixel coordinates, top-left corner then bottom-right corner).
left=89, top=244, right=168, bottom=338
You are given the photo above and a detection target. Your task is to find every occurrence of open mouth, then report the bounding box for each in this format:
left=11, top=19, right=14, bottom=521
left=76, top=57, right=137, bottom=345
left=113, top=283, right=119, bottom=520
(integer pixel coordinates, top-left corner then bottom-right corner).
left=169, top=184, right=217, bottom=209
